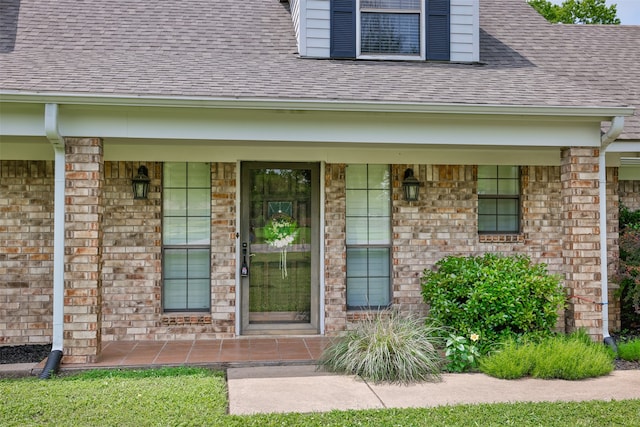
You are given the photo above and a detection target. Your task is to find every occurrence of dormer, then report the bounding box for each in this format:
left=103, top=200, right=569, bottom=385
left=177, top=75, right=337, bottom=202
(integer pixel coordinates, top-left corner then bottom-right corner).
left=288, top=0, right=479, bottom=62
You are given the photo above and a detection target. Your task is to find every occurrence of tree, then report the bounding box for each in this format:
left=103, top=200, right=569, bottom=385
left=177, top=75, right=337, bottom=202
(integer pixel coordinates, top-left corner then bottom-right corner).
left=528, top=0, right=621, bottom=24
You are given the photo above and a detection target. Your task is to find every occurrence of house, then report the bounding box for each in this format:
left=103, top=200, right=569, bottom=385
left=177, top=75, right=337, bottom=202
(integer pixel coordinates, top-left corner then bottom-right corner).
left=1, top=0, right=639, bottom=364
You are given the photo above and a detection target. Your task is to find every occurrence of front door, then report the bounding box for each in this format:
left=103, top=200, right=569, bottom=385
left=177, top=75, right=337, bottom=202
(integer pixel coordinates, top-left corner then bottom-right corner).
left=240, top=162, right=320, bottom=334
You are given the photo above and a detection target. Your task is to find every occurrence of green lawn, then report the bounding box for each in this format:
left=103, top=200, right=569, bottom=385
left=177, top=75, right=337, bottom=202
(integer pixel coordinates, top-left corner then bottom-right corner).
left=2, top=368, right=640, bottom=427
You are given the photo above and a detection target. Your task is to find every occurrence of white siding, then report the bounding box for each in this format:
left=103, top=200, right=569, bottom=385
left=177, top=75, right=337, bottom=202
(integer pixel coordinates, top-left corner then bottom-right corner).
left=290, top=0, right=302, bottom=53
left=303, top=0, right=331, bottom=57
left=450, top=0, right=479, bottom=62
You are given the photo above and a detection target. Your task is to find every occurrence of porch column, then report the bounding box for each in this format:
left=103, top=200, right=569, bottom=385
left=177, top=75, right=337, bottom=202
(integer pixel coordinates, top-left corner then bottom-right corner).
left=64, top=138, right=104, bottom=363
left=561, top=147, right=603, bottom=340
left=324, top=163, right=347, bottom=334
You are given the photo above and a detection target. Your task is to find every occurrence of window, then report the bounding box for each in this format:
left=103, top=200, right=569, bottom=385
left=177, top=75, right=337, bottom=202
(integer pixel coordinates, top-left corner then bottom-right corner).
left=346, top=164, right=392, bottom=309
left=330, top=0, right=450, bottom=60
left=163, top=163, right=211, bottom=311
left=477, top=165, right=520, bottom=234
left=359, top=0, right=422, bottom=57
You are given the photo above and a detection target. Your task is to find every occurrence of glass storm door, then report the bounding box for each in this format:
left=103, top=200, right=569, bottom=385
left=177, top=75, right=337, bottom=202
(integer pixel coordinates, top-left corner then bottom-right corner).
left=240, top=163, right=319, bottom=334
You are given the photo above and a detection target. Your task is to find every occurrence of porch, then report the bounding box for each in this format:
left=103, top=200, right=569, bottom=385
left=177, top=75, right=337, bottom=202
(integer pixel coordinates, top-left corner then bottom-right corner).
left=58, top=337, right=332, bottom=370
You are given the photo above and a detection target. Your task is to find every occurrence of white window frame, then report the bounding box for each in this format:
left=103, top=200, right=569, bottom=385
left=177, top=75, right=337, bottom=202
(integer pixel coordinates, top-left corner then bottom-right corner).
left=356, top=0, right=425, bottom=60
left=345, top=164, right=392, bottom=310
left=162, top=162, right=212, bottom=312
left=477, top=165, right=521, bottom=235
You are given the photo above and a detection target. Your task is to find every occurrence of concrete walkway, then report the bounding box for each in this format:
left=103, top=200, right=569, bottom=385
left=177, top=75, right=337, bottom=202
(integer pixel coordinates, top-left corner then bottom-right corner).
left=227, top=365, right=640, bottom=415
left=4, top=360, right=640, bottom=415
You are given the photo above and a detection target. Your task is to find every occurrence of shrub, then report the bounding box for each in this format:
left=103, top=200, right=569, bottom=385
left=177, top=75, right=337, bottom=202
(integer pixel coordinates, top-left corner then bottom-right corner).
left=617, top=229, right=640, bottom=325
left=618, top=339, right=640, bottom=362
left=617, top=204, right=640, bottom=329
left=317, top=309, right=445, bottom=384
left=476, top=339, right=534, bottom=379
left=421, top=254, right=565, bottom=352
left=444, top=333, right=481, bottom=373
left=480, top=331, right=614, bottom=380
left=620, top=204, right=640, bottom=231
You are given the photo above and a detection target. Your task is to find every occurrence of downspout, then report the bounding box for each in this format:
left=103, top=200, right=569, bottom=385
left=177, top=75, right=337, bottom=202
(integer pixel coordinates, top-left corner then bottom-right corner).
left=40, top=103, right=65, bottom=378
left=599, top=116, right=624, bottom=351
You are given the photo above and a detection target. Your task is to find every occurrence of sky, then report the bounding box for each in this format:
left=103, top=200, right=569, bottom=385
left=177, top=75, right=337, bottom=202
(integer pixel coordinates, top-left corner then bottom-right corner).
left=548, top=0, right=640, bottom=24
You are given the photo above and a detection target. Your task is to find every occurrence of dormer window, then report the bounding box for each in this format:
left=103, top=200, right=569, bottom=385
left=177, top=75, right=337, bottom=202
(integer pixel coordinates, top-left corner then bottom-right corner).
left=331, top=0, right=450, bottom=61
left=359, top=0, right=422, bottom=59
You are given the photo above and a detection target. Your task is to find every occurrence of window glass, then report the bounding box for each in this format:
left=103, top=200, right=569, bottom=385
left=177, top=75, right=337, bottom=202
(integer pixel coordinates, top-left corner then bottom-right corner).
left=187, top=279, right=210, bottom=309
left=368, top=217, right=391, bottom=244
left=499, top=179, right=519, bottom=195
left=361, top=0, right=420, bottom=8
left=498, top=165, right=518, bottom=179
left=368, top=248, right=390, bottom=276
left=346, top=218, right=368, bottom=245
left=164, top=189, right=187, bottom=217
left=188, top=188, right=211, bottom=217
left=187, top=218, right=210, bottom=245
left=188, top=163, right=210, bottom=187
left=346, top=278, right=368, bottom=307
left=497, top=215, right=518, bottom=232
left=346, top=189, right=368, bottom=216
left=477, top=165, right=497, bottom=179
left=346, top=164, right=368, bottom=188
left=478, top=215, right=496, bottom=232
left=164, top=249, right=187, bottom=279
left=368, top=164, right=391, bottom=189
left=347, top=248, right=368, bottom=276
left=497, top=199, right=518, bottom=215
left=477, top=179, right=497, bottom=195
left=368, top=190, right=390, bottom=216
left=361, top=13, right=420, bottom=55
left=188, top=249, right=210, bottom=277
left=164, top=163, right=186, bottom=187
left=163, top=280, right=187, bottom=310
left=163, top=217, right=187, bottom=245
left=368, top=277, right=391, bottom=306
left=478, top=199, right=496, bottom=215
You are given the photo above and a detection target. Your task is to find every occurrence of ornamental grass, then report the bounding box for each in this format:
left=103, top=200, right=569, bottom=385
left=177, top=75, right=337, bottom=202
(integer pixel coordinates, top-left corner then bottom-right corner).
left=318, top=309, right=445, bottom=384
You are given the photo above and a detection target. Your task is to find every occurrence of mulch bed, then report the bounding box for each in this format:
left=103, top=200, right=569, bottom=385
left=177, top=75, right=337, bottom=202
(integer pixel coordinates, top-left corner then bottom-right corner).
left=0, top=344, right=51, bottom=364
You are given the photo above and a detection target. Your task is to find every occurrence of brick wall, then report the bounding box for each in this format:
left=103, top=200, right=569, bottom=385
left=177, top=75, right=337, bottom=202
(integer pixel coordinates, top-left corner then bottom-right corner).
left=63, top=138, right=104, bottom=363
left=0, top=161, right=54, bottom=345
left=0, top=156, right=625, bottom=349
left=619, top=180, right=640, bottom=211
left=324, top=164, right=348, bottom=334
left=326, top=163, right=579, bottom=333
left=560, top=148, right=603, bottom=339
left=101, top=161, right=162, bottom=341
left=607, top=168, right=621, bottom=332
left=101, top=161, right=236, bottom=342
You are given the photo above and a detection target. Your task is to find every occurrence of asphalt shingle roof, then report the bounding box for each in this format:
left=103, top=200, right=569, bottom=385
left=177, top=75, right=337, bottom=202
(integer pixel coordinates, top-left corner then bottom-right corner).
left=1, top=0, right=638, bottom=138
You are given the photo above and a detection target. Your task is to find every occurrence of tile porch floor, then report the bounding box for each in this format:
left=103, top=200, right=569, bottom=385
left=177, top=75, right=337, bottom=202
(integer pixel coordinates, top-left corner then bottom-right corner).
left=62, top=337, right=333, bottom=370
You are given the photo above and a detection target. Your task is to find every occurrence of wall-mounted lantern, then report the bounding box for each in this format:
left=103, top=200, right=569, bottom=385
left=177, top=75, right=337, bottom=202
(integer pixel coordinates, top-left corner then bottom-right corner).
left=132, top=165, right=150, bottom=200
left=402, top=168, right=421, bottom=202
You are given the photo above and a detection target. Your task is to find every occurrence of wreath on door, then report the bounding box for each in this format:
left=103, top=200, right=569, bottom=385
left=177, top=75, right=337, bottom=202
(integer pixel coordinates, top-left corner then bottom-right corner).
left=264, top=213, right=298, bottom=278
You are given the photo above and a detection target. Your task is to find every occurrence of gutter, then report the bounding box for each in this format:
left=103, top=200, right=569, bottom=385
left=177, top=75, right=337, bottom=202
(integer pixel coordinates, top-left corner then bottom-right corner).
left=40, top=103, right=65, bottom=379
left=599, top=116, right=624, bottom=351
left=0, top=90, right=635, bottom=117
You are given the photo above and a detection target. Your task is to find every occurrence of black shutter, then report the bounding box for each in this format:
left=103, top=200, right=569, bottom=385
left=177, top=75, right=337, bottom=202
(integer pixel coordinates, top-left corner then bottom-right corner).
left=426, top=0, right=450, bottom=60
left=330, top=0, right=356, bottom=58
